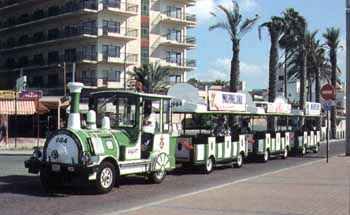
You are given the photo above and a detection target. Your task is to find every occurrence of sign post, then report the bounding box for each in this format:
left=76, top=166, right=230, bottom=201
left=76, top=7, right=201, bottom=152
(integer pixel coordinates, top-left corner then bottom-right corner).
left=321, top=84, right=336, bottom=163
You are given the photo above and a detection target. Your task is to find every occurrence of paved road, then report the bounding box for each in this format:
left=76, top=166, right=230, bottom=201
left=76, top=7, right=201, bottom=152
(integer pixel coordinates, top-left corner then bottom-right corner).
left=0, top=141, right=346, bottom=215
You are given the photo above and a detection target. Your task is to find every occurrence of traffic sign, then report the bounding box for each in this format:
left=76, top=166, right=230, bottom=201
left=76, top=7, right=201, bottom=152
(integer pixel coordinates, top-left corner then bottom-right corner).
left=320, top=84, right=336, bottom=100
left=323, top=100, right=335, bottom=111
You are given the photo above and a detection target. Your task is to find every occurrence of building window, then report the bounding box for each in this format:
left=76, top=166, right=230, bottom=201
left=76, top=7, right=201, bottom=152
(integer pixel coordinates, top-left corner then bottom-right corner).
left=33, top=54, right=44, bottom=65
left=102, top=20, right=120, bottom=34
left=166, top=6, right=182, bottom=19
left=48, top=51, right=59, bottom=64
left=81, top=70, right=96, bottom=86
left=82, top=45, right=96, bottom=60
left=33, top=32, right=45, bottom=42
left=278, top=75, right=284, bottom=81
left=48, top=74, right=59, bottom=87
left=167, top=29, right=182, bottom=42
left=102, top=45, right=120, bottom=59
left=48, top=6, right=60, bottom=17
left=166, top=52, right=182, bottom=65
left=64, top=49, right=77, bottom=62
left=48, top=28, right=59, bottom=40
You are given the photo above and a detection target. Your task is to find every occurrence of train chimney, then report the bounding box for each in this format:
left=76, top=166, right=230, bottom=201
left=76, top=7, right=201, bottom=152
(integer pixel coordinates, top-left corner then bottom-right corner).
left=67, top=82, right=84, bottom=129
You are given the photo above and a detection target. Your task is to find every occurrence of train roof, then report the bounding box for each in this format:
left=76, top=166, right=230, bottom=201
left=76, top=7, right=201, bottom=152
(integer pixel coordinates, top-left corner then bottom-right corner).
left=89, top=90, right=172, bottom=100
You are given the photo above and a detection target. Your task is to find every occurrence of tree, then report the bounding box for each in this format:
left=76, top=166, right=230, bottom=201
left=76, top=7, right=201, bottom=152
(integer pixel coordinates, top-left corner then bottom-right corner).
left=213, top=80, right=227, bottom=86
left=129, top=63, right=170, bottom=94
left=259, top=16, right=285, bottom=103
left=187, top=78, right=200, bottom=87
left=323, top=27, right=341, bottom=139
left=279, top=8, right=306, bottom=100
left=209, top=0, right=259, bottom=93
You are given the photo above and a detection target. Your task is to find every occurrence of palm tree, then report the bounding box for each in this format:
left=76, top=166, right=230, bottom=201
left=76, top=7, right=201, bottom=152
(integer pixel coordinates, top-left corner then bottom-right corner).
left=213, top=80, right=226, bottom=86
left=259, top=16, right=285, bottom=103
left=187, top=78, right=200, bottom=87
left=279, top=8, right=304, bottom=98
left=129, top=63, right=170, bottom=93
left=209, top=0, right=259, bottom=93
left=323, top=27, right=341, bottom=139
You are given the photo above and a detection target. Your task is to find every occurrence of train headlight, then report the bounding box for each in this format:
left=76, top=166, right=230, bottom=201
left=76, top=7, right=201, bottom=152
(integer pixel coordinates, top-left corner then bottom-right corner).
left=32, top=148, right=42, bottom=158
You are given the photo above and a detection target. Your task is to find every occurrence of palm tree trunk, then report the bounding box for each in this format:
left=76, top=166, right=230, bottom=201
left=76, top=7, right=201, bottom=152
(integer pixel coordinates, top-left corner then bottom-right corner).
left=330, top=50, right=337, bottom=139
left=229, top=40, right=240, bottom=127
left=299, top=47, right=306, bottom=127
left=268, top=33, right=279, bottom=131
left=284, top=50, right=288, bottom=99
left=230, top=41, right=240, bottom=93
left=315, top=66, right=321, bottom=129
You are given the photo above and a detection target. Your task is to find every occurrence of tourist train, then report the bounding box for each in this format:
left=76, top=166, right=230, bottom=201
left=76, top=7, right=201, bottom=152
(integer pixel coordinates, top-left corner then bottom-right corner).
left=25, top=82, right=335, bottom=194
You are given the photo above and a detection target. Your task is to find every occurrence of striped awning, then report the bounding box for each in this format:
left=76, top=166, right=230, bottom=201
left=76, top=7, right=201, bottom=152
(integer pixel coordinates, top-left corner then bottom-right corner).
left=0, top=99, right=37, bottom=115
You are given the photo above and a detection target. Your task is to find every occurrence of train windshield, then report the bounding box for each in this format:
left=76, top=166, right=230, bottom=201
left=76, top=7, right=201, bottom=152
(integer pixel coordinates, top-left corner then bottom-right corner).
left=95, top=95, right=137, bottom=129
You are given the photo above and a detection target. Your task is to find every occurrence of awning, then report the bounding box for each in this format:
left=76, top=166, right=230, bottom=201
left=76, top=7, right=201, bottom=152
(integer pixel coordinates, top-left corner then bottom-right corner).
left=0, top=99, right=47, bottom=115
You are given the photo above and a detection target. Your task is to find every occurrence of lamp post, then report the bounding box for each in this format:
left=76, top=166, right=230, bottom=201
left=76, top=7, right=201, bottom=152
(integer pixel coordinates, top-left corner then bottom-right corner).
left=346, top=0, right=350, bottom=156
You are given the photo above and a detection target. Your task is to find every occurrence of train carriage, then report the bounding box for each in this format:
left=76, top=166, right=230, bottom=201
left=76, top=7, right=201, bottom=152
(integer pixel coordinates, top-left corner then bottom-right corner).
left=289, top=102, right=322, bottom=155
left=25, top=82, right=176, bottom=193
left=169, top=86, right=254, bottom=173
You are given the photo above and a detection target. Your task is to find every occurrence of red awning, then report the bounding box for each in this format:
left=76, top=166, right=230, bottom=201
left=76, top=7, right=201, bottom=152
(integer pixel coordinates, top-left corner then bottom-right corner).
left=0, top=99, right=37, bottom=115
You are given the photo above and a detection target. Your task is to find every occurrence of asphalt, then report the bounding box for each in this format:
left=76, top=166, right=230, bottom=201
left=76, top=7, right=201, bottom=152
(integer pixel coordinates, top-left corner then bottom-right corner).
left=0, top=140, right=347, bottom=215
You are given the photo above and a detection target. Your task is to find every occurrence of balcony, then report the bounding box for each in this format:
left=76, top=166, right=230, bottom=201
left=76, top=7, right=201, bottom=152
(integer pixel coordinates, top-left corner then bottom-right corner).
left=0, top=1, right=98, bottom=32
left=103, top=1, right=138, bottom=16
left=152, top=0, right=196, bottom=6
left=100, top=53, right=138, bottom=65
left=0, top=27, right=98, bottom=52
left=101, top=27, right=138, bottom=40
left=3, top=52, right=98, bottom=70
left=158, top=34, right=196, bottom=48
left=157, top=12, right=196, bottom=26
left=160, top=57, right=196, bottom=70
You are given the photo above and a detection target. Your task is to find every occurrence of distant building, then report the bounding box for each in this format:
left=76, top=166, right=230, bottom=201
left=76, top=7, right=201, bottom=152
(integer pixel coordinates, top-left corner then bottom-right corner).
left=0, top=0, right=196, bottom=95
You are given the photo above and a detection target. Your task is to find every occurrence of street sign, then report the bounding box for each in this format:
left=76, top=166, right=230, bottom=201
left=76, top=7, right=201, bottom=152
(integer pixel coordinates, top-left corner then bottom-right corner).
left=323, top=100, right=335, bottom=111
left=320, top=84, right=336, bottom=100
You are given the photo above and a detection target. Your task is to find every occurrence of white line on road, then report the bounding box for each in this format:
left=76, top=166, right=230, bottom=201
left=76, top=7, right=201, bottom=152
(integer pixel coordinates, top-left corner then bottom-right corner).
left=112, top=156, right=336, bottom=215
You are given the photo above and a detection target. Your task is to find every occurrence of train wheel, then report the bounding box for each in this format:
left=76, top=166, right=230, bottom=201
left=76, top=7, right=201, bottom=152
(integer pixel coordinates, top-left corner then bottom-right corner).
left=96, top=161, right=116, bottom=194
left=203, top=157, right=214, bottom=174
left=281, top=147, right=288, bottom=159
left=234, top=153, right=243, bottom=168
left=262, top=150, right=269, bottom=162
left=149, top=153, right=168, bottom=184
left=313, top=144, right=319, bottom=153
left=301, top=145, right=306, bottom=155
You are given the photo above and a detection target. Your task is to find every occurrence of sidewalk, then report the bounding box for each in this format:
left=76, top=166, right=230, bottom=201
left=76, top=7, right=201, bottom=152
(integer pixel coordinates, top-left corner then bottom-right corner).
left=0, top=138, right=45, bottom=155
left=120, top=155, right=350, bottom=215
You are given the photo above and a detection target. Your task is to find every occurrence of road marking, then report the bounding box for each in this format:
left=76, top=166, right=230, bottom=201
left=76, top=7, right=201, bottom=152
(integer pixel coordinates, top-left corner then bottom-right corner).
left=111, top=156, right=336, bottom=215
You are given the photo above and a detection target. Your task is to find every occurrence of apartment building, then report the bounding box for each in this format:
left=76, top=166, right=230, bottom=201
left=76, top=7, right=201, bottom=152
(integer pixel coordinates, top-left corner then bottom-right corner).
left=0, top=0, right=196, bottom=95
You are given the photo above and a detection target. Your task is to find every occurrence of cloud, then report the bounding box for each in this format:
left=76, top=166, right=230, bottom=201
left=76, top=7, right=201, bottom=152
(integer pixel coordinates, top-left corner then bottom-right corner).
left=195, top=58, right=268, bottom=89
left=188, top=0, right=260, bottom=23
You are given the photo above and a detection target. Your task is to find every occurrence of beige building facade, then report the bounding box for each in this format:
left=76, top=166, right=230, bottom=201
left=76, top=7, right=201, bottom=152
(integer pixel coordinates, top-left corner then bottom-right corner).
left=0, top=0, right=196, bottom=95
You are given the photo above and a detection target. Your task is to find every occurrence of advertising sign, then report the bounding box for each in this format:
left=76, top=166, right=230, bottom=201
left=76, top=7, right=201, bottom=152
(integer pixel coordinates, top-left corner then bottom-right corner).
left=0, top=91, right=16, bottom=99
left=267, top=97, right=291, bottom=114
left=208, top=91, right=246, bottom=112
left=305, top=102, right=321, bottom=115
left=19, top=91, right=43, bottom=99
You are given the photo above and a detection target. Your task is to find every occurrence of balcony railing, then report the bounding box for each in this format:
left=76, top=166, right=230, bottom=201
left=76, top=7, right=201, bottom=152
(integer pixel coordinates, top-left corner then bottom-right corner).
left=0, top=1, right=98, bottom=30
left=165, top=57, right=196, bottom=68
left=103, top=0, right=138, bottom=13
left=164, top=34, right=196, bottom=45
left=101, top=52, right=138, bottom=64
left=102, top=27, right=138, bottom=37
left=163, top=11, right=196, bottom=22
left=1, top=27, right=98, bottom=50
left=3, top=52, right=98, bottom=69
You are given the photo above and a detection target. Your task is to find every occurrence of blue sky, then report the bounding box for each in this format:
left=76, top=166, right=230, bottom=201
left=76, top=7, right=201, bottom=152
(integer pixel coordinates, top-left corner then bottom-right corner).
left=188, top=0, right=346, bottom=90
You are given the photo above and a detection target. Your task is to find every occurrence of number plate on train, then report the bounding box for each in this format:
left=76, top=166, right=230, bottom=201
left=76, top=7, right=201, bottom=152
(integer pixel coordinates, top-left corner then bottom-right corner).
left=52, top=164, right=60, bottom=172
